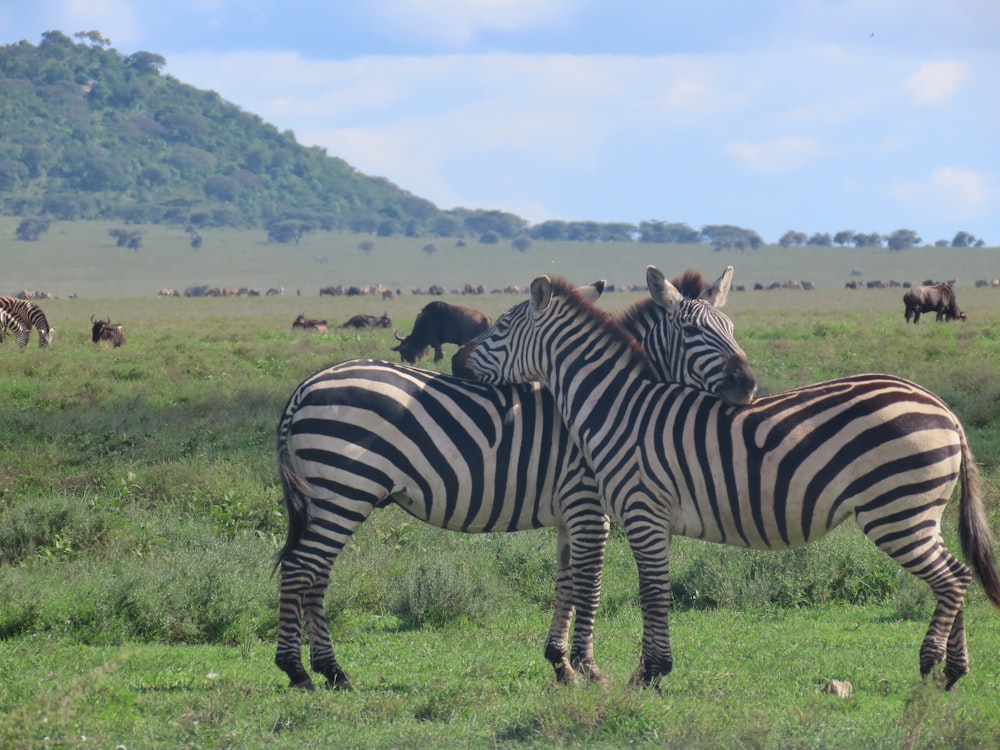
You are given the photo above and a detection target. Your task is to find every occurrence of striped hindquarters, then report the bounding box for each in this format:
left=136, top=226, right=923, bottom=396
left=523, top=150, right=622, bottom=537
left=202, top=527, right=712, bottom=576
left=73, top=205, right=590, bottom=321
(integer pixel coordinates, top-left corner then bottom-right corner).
left=0, top=308, right=31, bottom=347
left=0, top=297, right=52, bottom=346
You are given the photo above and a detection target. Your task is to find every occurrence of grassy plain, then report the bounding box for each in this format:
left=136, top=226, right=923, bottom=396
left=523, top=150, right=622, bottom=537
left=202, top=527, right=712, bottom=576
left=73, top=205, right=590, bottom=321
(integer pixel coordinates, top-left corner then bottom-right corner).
left=1, top=225, right=1000, bottom=748
left=2, top=216, right=999, bottom=298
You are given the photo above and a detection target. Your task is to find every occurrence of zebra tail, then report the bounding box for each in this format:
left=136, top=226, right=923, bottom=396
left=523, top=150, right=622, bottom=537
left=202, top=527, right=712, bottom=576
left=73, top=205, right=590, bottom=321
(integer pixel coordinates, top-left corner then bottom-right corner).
left=274, top=433, right=312, bottom=576
left=957, top=433, right=1000, bottom=610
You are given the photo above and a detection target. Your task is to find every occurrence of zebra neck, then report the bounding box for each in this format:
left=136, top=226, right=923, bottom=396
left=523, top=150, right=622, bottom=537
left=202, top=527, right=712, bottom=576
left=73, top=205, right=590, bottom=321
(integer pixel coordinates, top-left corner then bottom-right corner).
left=541, top=317, right=651, bottom=460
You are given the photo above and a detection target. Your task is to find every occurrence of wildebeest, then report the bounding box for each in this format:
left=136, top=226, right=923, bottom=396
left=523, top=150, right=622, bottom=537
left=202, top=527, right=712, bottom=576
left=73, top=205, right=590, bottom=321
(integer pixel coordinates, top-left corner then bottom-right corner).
left=340, top=312, right=392, bottom=329
left=392, top=300, right=491, bottom=364
left=903, top=284, right=967, bottom=324
left=292, top=313, right=329, bottom=332
left=91, top=315, right=126, bottom=347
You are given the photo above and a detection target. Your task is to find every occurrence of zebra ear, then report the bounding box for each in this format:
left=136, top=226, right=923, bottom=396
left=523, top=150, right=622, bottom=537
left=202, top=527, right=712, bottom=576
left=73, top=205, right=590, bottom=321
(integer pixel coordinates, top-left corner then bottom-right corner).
left=701, top=266, right=734, bottom=308
left=576, top=280, right=605, bottom=304
left=529, top=276, right=554, bottom=313
left=646, top=265, right=684, bottom=312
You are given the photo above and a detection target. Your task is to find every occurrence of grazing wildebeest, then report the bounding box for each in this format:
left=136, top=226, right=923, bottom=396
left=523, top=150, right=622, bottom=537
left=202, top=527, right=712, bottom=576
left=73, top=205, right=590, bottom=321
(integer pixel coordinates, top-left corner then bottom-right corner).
left=903, top=284, right=967, bottom=324
left=391, top=300, right=491, bottom=364
left=292, top=313, right=329, bottom=332
left=340, top=312, right=392, bottom=329
left=91, top=315, right=126, bottom=347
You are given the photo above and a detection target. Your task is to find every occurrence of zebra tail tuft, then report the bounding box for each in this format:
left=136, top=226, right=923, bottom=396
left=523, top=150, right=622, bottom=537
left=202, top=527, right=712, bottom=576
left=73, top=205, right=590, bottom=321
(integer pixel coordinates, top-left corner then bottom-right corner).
left=957, top=434, right=1000, bottom=610
left=274, top=437, right=312, bottom=576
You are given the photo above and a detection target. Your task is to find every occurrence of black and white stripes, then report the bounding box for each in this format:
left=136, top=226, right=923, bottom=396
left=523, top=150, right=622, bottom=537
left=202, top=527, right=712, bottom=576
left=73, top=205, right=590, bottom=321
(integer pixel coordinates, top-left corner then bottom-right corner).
left=454, top=273, right=1000, bottom=689
left=272, top=267, right=756, bottom=690
left=0, top=307, right=31, bottom=347
left=0, top=296, right=53, bottom=347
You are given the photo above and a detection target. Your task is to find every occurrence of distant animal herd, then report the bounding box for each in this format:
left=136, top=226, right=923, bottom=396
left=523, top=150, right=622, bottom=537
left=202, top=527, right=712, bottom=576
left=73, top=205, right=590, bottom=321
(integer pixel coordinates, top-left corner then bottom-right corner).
left=0, top=274, right=992, bottom=351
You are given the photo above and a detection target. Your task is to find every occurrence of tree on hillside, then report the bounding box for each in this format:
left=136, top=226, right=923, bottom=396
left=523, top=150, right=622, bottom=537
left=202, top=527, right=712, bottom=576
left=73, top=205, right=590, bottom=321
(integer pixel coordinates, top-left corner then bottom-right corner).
left=512, top=235, right=532, bottom=252
left=886, top=228, right=921, bottom=251
left=639, top=221, right=701, bottom=244
left=267, top=219, right=314, bottom=244
left=459, top=209, right=526, bottom=239
left=530, top=220, right=567, bottom=241
left=108, top=227, right=144, bottom=250
left=778, top=230, right=807, bottom=247
left=126, top=51, right=166, bottom=75
left=702, top=224, right=762, bottom=252
left=951, top=231, right=978, bottom=248
left=853, top=232, right=883, bottom=247
left=15, top=217, right=50, bottom=241
left=807, top=232, right=832, bottom=246
left=834, top=230, right=855, bottom=246
left=74, top=30, right=111, bottom=48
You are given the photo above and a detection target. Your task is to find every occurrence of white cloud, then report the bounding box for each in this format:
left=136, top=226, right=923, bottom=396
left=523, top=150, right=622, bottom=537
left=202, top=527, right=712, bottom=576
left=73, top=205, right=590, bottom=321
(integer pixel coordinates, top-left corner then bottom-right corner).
left=167, top=50, right=743, bottom=210
left=56, top=0, right=142, bottom=46
left=890, top=167, right=993, bottom=220
left=726, top=137, right=822, bottom=174
left=903, top=61, right=969, bottom=105
left=370, top=0, right=581, bottom=47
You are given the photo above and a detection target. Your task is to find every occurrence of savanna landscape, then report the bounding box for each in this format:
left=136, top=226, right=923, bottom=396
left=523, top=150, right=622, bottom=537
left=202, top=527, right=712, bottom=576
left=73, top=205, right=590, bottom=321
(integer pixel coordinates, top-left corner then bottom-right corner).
left=1, top=221, right=999, bottom=748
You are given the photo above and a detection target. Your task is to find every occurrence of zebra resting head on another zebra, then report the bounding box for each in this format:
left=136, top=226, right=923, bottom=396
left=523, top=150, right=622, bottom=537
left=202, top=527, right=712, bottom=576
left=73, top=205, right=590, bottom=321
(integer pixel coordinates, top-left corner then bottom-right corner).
left=454, top=272, right=1000, bottom=691
left=273, top=266, right=754, bottom=691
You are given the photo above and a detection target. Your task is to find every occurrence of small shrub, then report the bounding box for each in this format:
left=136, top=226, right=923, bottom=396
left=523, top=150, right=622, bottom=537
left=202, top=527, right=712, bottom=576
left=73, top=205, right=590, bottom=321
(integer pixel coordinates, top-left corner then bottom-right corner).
left=390, top=558, right=491, bottom=628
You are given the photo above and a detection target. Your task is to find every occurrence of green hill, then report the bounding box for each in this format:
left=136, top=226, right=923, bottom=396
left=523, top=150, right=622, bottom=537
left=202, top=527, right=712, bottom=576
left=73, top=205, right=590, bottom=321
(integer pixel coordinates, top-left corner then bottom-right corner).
left=0, top=30, right=483, bottom=236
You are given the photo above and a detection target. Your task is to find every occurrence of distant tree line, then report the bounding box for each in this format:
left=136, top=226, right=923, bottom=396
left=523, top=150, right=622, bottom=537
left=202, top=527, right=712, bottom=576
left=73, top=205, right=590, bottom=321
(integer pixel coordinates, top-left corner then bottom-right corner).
left=778, top=228, right=985, bottom=251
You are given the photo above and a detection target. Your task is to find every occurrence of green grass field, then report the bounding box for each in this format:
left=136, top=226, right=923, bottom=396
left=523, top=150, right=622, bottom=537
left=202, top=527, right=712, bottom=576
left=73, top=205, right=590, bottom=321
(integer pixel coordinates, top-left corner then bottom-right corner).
left=2, top=216, right=998, bottom=298
left=1, top=226, right=1000, bottom=748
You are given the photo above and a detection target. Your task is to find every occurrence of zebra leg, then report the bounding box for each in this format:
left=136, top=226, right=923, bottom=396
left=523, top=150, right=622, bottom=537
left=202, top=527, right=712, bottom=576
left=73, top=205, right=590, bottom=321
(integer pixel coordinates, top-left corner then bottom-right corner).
left=915, top=552, right=972, bottom=683
left=544, top=526, right=578, bottom=684
left=884, top=538, right=973, bottom=684
left=303, top=569, right=353, bottom=690
left=275, top=560, right=318, bottom=690
left=622, top=506, right=673, bottom=690
left=942, top=607, right=969, bottom=689
left=568, top=512, right=610, bottom=684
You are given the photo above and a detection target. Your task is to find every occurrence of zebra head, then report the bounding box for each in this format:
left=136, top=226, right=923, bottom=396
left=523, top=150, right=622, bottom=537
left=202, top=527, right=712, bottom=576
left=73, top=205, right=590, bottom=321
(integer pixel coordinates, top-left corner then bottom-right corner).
left=453, top=279, right=607, bottom=385
left=637, top=265, right=757, bottom=405
left=455, top=267, right=757, bottom=406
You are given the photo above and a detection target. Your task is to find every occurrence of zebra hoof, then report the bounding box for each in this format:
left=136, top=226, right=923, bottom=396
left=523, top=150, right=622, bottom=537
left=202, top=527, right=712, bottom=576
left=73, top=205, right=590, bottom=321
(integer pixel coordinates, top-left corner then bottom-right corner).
left=324, top=672, right=353, bottom=691
left=553, top=663, right=578, bottom=686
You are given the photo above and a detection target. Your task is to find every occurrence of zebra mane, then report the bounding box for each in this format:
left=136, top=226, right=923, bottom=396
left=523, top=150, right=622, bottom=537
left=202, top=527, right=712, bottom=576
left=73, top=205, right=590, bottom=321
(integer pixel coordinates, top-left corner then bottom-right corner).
left=547, top=276, right=650, bottom=368
left=616, top=269, right=710, bottom=330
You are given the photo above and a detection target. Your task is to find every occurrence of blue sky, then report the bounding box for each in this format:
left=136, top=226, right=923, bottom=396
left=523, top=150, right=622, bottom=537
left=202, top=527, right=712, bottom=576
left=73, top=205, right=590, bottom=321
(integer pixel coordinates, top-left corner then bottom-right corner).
left=3, top=1, right=999, bottom=244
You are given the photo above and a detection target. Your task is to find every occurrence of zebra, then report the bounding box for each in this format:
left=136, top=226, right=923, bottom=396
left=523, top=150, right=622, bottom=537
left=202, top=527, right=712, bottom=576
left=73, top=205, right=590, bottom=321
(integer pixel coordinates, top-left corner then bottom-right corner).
left=0, top=296, right=53, bottom=347
left=0, top=308, right=31, bottom=348
left=273, top=266, right=757, bottom=690
left=452, top=271, right=1000, bottom=690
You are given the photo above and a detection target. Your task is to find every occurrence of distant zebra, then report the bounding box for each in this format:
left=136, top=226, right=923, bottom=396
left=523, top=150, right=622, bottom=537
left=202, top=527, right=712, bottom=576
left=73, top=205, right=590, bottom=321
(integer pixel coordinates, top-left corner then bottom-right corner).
left=453, top=272, right=1000, bottom=690
left=0, top=296, right=52, bottom=347
left=273, top=266, right=757, bottom=690
left=0, top=308, right=31, bottom=347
